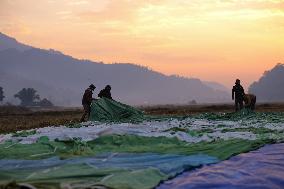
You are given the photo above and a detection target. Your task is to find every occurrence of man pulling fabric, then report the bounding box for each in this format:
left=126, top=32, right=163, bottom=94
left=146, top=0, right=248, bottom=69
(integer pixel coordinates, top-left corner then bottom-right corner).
left=80, top=84, right=96, bottom=122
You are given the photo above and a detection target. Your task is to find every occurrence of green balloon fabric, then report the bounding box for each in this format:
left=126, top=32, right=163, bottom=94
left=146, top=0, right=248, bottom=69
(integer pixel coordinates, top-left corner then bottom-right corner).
left=1, top=101, right=284, bottom=189
left=89, top=98, right=144, bottom=122
left=0, top=135, right=272, bottom=161
left=0, top=135, right=273, bottom=189
left=0, top=153, right=219, bottom=189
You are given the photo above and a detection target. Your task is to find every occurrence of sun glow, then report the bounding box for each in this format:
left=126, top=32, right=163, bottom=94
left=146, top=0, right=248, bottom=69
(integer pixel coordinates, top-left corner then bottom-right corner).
left=1, top=0, right=284, bottom=88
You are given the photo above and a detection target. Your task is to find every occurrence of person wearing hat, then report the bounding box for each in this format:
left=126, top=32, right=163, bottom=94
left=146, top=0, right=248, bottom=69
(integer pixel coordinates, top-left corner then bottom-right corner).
left=98, top=85, right=113, bottom=100
left=80, top=84, right=96, bottom=122
left=232, top=79, right=245, bottom=111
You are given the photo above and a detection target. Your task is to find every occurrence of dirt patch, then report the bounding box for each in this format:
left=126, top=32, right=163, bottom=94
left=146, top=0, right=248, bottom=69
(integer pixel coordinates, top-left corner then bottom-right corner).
left=0, top=106, right=82, bottom=134
left=1, top=103, right=284, bottom=134
left=141, top=103, right=284, bottom=115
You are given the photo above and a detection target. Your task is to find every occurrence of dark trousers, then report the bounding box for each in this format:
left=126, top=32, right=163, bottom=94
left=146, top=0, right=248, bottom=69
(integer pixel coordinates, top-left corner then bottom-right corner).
left=235, top=99, right=243, bottom=112
left=80, top=103, right=91, bottom=122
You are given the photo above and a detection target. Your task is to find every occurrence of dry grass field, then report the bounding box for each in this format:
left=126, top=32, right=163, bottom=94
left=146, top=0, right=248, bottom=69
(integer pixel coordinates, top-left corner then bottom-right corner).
left=1, top=103, right=284, bottom=134
left=141, top=103, right=284, bottom=115
left=0, top=106, right=82, bottom=134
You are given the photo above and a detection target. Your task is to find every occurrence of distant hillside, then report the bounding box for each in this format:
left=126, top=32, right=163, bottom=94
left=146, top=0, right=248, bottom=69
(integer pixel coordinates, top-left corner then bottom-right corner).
left=203, top=81, right=229, bottom=93
left=0, top=32, right=32, bottom=51
left=249, top=63, right=284, bottom=102
left=0, top=32, right=230, bottom=106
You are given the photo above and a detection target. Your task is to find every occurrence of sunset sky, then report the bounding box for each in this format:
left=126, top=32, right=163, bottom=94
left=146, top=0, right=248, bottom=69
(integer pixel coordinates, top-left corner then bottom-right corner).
left=1, top=0, right=284, bottom=89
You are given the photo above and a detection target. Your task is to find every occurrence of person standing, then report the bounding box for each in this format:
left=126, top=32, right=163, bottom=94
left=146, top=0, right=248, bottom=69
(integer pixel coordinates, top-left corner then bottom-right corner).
left=80, top=84, right=96, bottom=122
left=232, top=79, right=245, bottom=112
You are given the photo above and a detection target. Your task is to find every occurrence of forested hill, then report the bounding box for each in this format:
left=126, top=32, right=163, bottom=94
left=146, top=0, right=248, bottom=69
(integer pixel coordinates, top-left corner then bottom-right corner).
left=249, top=63, right=284, bottom=102
left=0, top=32, right=230, bottom=106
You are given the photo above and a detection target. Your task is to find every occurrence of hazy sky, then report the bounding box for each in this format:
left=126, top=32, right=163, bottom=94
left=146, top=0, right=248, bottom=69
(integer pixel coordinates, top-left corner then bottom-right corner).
left=1, top=0, right=284, bottom=89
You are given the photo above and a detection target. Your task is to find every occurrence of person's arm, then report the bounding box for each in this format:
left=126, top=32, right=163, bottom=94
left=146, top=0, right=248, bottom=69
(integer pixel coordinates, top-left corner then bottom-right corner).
left=98, top=90, right=102, bottom=98
left=232, top=87, right=235, bottom=100
left=107, top=91, right=113, bottom=99
left=244, top=94, right=250, bottom=107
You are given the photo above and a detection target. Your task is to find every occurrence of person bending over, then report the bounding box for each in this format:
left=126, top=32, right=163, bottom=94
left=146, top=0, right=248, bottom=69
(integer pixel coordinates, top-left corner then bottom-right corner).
left=98, top=85, right=113, bottom=100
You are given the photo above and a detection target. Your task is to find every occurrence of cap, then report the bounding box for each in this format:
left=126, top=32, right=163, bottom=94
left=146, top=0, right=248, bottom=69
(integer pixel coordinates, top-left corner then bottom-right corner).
left=89, top=84, right=96, bottom=90
left=106, top=85, right=111, bottom=90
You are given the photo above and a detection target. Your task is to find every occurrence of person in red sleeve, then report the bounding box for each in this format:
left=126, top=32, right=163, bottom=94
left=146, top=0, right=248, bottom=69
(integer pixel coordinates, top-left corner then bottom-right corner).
left=80, top=84, right=96, bottom=122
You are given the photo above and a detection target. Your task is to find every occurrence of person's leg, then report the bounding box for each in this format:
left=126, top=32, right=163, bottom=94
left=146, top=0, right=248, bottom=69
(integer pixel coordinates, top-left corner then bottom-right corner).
left=239, top=100, right=243, bottom=110
left=235, top=100, right=239, bottom=112
left=86, top=105, right=91, bottom=120
left=80, top=104, right=88, bottom=122
left=80, top=112, right=86, bottom=122
left=251, top=97, right=256, bottom=110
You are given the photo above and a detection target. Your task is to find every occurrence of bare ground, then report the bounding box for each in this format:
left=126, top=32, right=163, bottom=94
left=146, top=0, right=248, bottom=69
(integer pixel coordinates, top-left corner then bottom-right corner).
left=1, top=103, right=284, bottom=134
left=141, top=103, right=284, bottom=115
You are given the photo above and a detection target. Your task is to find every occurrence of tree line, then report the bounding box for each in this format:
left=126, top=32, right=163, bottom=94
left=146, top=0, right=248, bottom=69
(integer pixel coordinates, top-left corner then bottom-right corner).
left=0, top=87, right=53, bottom=107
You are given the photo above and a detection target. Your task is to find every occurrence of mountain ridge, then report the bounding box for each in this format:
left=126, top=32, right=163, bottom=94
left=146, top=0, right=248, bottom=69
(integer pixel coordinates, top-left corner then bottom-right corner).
left=0, top=32, right=32, bottom=52
left=249, top=63, right=284, bottom=102
left=0, top=32, right=230, bottom=106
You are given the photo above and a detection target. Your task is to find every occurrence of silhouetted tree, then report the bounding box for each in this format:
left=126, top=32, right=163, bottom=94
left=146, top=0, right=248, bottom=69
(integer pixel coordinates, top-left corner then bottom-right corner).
left=188, top=99, right=197, bottom=105
left=14, top=88, right=40, bottom=106
left=0, top=87, right=4, bottom=104
left=38, top=98, right=54, bottom=107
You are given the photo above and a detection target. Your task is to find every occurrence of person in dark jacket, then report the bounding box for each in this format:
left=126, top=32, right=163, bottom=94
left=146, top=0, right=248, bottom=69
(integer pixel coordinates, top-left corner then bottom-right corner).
left=80, top=84, right=96, bottom=122
left=98, top=85, right=113, bottom=100
left=232, top=79, right=245, bottom=111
